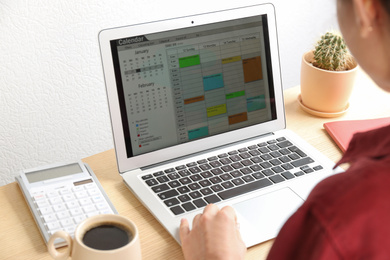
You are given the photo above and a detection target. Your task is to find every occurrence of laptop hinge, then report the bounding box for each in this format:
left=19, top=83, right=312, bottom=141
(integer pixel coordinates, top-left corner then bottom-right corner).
left=139, top=132, right=274, bottom=172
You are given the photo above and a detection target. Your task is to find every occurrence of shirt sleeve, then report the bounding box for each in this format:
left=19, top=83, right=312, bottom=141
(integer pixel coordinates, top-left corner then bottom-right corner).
left=266, top=204, right=342, bottom=260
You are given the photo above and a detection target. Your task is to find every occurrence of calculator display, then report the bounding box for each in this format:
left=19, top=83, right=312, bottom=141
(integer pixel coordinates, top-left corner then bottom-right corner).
left=26, top=163, right=83, bottom=183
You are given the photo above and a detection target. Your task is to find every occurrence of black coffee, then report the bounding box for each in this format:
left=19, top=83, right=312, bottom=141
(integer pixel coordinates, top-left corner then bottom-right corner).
left=82, top=224, right=132, bottom=250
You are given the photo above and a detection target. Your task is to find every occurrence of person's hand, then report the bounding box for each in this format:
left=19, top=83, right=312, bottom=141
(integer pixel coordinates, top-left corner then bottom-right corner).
left=179, top=204, right=246, bottom=260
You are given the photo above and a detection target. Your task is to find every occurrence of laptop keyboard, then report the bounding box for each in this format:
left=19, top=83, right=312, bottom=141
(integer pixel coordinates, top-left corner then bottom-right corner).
left=142, top=137, right=323, bottom=215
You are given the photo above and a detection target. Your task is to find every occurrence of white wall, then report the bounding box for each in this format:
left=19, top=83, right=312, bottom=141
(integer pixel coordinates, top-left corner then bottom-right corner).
left=0, top=0, right=338, bottom=186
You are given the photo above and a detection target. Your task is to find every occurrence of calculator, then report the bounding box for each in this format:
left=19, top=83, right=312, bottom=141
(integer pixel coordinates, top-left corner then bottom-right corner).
left=16, top=161, right=118, bottom=247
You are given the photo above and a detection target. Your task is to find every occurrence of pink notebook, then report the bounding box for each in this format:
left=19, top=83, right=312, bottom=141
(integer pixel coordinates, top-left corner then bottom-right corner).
left=323, top=117, right=390, bottom=152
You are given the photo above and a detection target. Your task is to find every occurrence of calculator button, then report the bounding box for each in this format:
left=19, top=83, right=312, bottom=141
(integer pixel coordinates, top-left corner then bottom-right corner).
left=60, top=219, right=74, bottom=227
left=85, top=183, right=95, bottom=189
left=91, top=195, right=104, bottom=203
left=100, top=209, right=113, bottom=214
left=62, top=194, right=76, bottom=201
left=73, top=215, right=86, bottom=223
left=59, top=188, right=72, bottom=195
left=46, top=221, right=61, bottom=231
left=69, top=208, right=83, bottom=216
left=39, top=206, right=53, bottom=215
left=87, top=189, right=100, bottom=196
left=46, top=191, right=59, bottom=198
left=95, top=202, right=108, bottom=211
left=33, top=194, right=46, bottom=201
left=83, top=205, right=96, bottom=213
left=49, top=197, right=63, bottom=205
left=36, top=199, right=50, bottom=208
left=72, top=186, right=85, bottom=192
left=86, top=212, right=99, bottom=218
left=66, top=201, right=79, bottom=209
left=56, top=211, right=70, bottom=220
left=75, top=191, right=88, bottom=199
left=43, top=213, right=57, bottom=223
left=52, top=204, right=66, bottom=212
left=79, top=198, right=92, bottom=206
left=64, top=225, right=76, bottom=234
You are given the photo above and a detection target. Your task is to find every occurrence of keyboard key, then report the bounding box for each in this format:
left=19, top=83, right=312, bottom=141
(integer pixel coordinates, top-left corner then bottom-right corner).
left=291, top=157, right=314, bottom=167
left=221, top=181, right=234, bottom=189
left=145, top=179, right=159, bottom=186
left=190, top=174, right=202, bottom=182
left=158, top=190, right=179, bottom=200
left=252, top=172, right=265, bottom=179
left=218, top=179, right=273, bottom=200
left=200, top=188, right=213, bottom=196
left=211, top=168, right=223, bottom=175
left=142, top=174, right=153, bottom=180
left=151, top=184, right=170, bottom=193
left=211, top=184, right=223, bottom=192
left=220, top=158, right=232, bottom=165
left=200, top=171, right=213, bottom=178
left=193, top=199, right=207, bottom=208
left=189, top=167, right=201, bottom=174
left=210, top=176, right=222, bottom=184
left=199, top=164, right=212, bottom=171
left=188, top=183, right=201, bottom=190
left=182, top=202, right=196, bottom=212
left=153, top=171, right=165, bottom=177
left=179, top=177, right=191, bottom=185
left=178, top=169, right=191, bottom=177
left=289, top=146, right=307, bottom=157
left=157, top=176, right=170, bottom=183
left=164, top=198, right=180, bottom=207
left=221, top=165, right=234, bottom=172
left=242, top=175, right=255, bottom=183
left=177, top=186, right=190, bottom=194
left=168, top=172, right=180, bottom=180
left=170, top=206, right=185, bottom=215
left=204, top=194, right=221, bottom=204
left=281, top=171, right=295, bottom=180
left=269, top=175, right=285, bottom=183
left=232, top=178, right=245, bottom=186
left=189, top=191, right=202, bottom=199
left=199, top=180, right=212, bottom=187
left=168, top=180, right=181, bottom=188
left=277, top=140, right=293, bottom=148
left=178, top=194, right=191, bottom=202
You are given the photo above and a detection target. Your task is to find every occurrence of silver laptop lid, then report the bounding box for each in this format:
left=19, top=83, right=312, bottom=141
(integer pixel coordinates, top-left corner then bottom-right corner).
left=99, top=3, right=285, bottom=173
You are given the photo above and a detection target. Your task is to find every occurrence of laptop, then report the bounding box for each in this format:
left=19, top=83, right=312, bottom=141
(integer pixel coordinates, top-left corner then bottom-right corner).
left=99, top=3, right=342, bottom=247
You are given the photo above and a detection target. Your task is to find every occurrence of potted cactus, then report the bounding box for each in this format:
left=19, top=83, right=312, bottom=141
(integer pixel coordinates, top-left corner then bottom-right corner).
left=299, top=32, right=358, bottom=117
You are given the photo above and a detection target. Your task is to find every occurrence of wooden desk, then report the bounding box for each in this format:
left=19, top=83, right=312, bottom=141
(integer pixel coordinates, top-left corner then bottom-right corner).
left=1, top=70, right=390, bottom=260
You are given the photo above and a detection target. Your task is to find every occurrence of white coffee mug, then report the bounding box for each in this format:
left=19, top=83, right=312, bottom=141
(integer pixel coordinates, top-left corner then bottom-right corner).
left=48, top=214, right=141, bottom=260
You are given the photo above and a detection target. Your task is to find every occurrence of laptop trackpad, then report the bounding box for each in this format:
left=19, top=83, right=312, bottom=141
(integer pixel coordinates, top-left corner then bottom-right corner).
left=233, top=188, right=304, bottom=247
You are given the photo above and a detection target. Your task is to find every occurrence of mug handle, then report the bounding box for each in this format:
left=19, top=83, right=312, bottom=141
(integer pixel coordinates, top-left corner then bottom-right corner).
left=47, top=231, right=73, bottom=260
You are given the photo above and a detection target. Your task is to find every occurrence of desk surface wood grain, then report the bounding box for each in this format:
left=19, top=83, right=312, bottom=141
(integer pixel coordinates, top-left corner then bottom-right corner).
left=1, top=69, right=389, bottom=260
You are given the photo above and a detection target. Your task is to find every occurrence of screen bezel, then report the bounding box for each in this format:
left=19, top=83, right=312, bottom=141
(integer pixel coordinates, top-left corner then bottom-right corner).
left=99, top=4, right=285, bottom=173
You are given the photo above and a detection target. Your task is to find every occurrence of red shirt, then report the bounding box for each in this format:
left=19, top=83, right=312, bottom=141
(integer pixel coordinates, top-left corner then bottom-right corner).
left=267, top=124, right=390, bottom=259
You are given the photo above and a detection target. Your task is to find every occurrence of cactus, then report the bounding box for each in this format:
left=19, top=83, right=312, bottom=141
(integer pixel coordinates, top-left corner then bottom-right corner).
left=313, top=32, right=352, bottom=71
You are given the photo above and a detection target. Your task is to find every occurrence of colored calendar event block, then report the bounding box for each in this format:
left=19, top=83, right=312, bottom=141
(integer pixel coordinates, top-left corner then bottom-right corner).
left=188, top=126, right=209, bottom=140
left=222, top=56, right=241, bottom=64
left=184, top=95, right=205, bottom=105
left=226, top=91, right=246, bottom=100
left=228, top=112, right=248, bottom=125
left=207, top=104, right=227, bottom=117
left=179, top=55, right=201, bottom=68
left=203, top=73, right=224, bottom=91
left=247, top=95, right=266, bottom=112
left=242, top=56, right=263, bottom=83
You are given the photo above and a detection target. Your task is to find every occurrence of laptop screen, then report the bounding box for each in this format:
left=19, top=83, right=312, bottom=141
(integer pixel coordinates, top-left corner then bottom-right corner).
left=109, top=14, right=277, bottom=158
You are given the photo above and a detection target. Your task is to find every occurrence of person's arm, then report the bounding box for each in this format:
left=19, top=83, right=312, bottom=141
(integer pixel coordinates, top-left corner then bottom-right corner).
left=179, top=204, right=247, bottom=260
